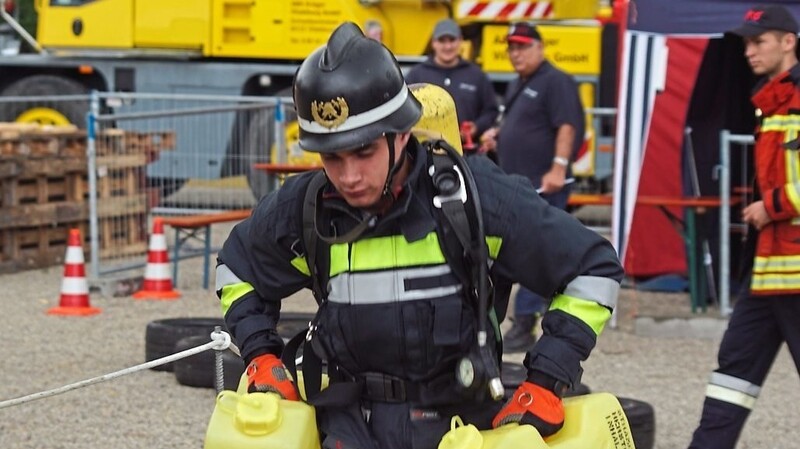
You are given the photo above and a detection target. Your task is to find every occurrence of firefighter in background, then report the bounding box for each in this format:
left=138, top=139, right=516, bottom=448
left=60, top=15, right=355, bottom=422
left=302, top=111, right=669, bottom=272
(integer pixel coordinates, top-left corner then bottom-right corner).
left=688, top=5, right=800, bottom=449
left=405, top=18, right=499, bottom=153
left=480, top=22, right=586, bottom=353
left=215, top=22, right=622, bottom=449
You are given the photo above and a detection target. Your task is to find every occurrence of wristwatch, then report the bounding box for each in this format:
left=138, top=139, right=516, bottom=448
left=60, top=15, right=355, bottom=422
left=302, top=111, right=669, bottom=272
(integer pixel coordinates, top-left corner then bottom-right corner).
left=553, top=156, right=569, bottom=167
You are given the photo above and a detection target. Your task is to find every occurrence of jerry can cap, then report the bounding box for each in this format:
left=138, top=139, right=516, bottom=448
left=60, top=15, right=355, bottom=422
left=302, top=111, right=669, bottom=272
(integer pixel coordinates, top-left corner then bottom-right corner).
left=233, top=392, right=282, bottom=435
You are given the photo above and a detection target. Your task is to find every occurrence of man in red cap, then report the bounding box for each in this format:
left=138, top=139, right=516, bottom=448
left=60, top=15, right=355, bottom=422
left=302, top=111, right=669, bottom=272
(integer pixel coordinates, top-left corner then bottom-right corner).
left=688, top=4, right=800, bottom=448
left=479, top=22, right=586, bottom=354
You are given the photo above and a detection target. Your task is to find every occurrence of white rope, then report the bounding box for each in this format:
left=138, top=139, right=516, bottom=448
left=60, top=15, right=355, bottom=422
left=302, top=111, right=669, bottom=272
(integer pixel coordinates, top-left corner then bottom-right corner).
left=0, top=330, right=232, bottom=410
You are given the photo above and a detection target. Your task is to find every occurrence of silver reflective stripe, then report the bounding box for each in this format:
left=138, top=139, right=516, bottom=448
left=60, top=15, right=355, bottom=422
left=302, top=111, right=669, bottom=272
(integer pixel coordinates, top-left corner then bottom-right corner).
left=709, top=372, right=761, bottom=397
left=705, top=385, right=757, bottom=410
left=215, top=264, right=243, bottom=292
left=705, top=372, right=760, bottom=410
left=563, top=275, right=619, bottom=309
left=328, top=264, right=461, bottom=304
left=297, top=86, right=409, bottom=134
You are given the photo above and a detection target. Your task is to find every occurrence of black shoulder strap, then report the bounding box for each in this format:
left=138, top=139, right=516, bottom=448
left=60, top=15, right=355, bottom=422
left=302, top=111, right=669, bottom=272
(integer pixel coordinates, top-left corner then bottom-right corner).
left=302, top=171, right=329, bottom=305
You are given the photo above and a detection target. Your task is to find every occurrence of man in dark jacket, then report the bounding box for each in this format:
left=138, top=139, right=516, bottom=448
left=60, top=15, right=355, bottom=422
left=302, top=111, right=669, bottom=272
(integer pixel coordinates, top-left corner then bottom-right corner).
left=406, top=18, right=499, bottom=151
left=480, top=22, right=586, bottom=353
left=216, top=22, right=622, bottom=449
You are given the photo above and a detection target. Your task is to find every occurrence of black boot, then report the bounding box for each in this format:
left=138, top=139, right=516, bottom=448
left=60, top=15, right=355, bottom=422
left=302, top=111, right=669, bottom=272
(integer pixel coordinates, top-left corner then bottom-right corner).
left=503, top=314, right=538, bottom=353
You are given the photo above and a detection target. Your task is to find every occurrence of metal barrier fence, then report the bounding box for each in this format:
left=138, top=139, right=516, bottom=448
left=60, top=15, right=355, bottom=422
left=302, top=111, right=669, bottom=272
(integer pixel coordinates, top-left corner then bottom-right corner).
left=0, top=93, right=287, bottom=279
left=86, top=92, right=289, bottom=278
left=0, top=92, right=617, bottom=285
left=718, top=130, right=755, bottom=316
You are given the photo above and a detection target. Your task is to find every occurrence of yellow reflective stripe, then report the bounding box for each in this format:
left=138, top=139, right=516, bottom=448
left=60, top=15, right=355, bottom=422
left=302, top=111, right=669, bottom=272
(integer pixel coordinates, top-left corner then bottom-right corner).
left=331, top=232, right=446, bottom=275
left=327, top=233, right=501, bottom=278
left=486, top=236, right=502, bottom=259
left=752, top=255, right=800, bottom=273
left=785, top=127, right=800, bottom=213
left=751, top=272, right=800, bottom=291
left=220, top=282, right=255, bottom=315
left=549, top=294, right=611, bottom=336
left=705, top=385, right=756, bottom=410
left=330, top=243, right=350, bottom=277
left=761, top=114, right=800, bottom=131
left=291, top=256, right=310, bottom=276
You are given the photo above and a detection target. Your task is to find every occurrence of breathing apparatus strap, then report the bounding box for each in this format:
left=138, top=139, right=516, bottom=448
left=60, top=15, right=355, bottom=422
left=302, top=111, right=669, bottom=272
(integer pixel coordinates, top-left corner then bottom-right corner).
left=428, top=140, right=504, bottom=401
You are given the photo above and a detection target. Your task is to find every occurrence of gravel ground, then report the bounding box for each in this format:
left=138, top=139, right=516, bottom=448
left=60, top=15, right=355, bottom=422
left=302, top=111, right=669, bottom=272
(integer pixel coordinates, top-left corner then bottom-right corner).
left=1, top=225, right=798, bottom=449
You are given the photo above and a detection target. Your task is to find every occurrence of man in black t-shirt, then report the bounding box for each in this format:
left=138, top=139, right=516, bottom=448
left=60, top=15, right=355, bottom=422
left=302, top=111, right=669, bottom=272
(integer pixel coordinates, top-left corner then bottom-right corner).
left=480, top=22, right=585, bottom=353
left=406, top=18, right=499, bottom=151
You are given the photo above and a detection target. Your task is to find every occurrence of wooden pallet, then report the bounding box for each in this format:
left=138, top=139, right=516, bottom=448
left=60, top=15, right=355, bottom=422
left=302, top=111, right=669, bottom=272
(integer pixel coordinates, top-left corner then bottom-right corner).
left=0, top=124, right=163, bottom=271
left=0, top=222, right=89, bottom=274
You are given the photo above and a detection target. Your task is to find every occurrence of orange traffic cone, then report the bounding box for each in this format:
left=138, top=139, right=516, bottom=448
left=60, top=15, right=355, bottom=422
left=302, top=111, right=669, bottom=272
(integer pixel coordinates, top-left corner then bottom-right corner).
left=48, top=229, right=101, bottom=316
left=134, top=218, right=181, bottom=300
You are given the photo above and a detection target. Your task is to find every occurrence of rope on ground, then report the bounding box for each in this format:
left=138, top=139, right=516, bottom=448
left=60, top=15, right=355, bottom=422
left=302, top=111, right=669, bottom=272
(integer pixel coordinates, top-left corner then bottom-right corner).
left=0, top=330, right=231, bottom=410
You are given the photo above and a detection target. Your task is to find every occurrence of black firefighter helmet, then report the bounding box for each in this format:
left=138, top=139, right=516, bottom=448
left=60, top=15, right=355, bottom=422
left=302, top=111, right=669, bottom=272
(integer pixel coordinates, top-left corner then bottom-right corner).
left=293, top=22, right=422, bottom=153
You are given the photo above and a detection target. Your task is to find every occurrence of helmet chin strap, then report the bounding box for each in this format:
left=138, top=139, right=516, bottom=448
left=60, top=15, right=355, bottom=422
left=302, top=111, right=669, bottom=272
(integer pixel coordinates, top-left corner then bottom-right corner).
left=315, top=133, right=407, bottom=245
left=381, top=132, right=406, bottom=201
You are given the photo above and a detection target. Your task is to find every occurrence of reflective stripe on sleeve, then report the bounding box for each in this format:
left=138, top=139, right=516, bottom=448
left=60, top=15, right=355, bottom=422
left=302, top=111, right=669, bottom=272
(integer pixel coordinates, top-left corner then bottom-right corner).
left=549, top=294, right=612, bottom=335
left=216, top=264, right=254, bottom=315
left=563, top=275, right=619, bottom=310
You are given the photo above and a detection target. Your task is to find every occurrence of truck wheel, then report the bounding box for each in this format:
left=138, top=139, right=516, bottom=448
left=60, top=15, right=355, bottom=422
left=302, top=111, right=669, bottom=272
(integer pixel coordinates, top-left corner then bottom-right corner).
left=145, top=317, right=226, bottom=372
left=0, top=75, right=89, bottom=127
left=173, top=335, right=245, bottom=390
left=618, top=397, right=656, bottom=449
left=245, top=108, right=276, bottom=201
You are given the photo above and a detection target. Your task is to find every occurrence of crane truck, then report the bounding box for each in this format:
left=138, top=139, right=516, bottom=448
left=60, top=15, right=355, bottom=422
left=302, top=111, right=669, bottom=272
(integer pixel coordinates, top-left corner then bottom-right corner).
left=0, top=0, right=622, bottom=198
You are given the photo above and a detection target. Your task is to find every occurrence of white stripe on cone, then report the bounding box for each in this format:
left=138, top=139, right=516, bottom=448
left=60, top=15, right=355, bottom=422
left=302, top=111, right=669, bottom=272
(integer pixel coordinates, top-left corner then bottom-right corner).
left=61, top=277, right=89, bottom=295
left=65, top=247, right=84, bottom=263
left=149, top=234, right=168, bottom=251
left=144, top=262, right=171, bottom=280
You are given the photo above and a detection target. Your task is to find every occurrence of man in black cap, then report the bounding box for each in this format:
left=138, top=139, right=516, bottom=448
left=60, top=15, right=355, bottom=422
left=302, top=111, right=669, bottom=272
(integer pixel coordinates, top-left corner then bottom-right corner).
left=406, top=18, right=498, bottom=151
left=688, top=5, right=800, bottom=449
left=479, top=22, right=586, bottom=354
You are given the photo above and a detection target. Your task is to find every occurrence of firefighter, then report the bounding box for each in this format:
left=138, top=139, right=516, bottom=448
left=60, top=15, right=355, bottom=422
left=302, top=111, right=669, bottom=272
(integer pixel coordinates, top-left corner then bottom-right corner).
left=688, top=5, right=800, bottom=449
left=215, top=22, right=622, bottom=449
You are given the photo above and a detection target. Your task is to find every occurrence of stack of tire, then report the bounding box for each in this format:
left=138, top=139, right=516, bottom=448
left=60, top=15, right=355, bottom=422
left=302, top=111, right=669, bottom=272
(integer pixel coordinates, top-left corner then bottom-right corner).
left=501, top=361, right=655, bottom=449
left=145, top=314, right=315, bottom=392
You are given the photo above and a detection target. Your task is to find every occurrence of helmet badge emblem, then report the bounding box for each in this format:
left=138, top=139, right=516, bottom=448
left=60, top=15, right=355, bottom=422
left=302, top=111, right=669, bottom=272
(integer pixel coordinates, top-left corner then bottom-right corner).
left=311, top=97, right=349, bottom=129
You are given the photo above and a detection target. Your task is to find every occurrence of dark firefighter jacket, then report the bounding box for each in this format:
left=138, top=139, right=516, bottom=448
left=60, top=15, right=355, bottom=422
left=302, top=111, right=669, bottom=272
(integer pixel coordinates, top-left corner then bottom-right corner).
left=215, top=139, right=623, bottom=404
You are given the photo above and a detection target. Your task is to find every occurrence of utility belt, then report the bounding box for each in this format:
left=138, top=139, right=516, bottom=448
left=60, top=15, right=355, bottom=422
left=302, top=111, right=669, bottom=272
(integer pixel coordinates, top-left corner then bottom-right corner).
left=283, top=328, right=459, bottom=406
left=347, top=371, right=457, bottom=404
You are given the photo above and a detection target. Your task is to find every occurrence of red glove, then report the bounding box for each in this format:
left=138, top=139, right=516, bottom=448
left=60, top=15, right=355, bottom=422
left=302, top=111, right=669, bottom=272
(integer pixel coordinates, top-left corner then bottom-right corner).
left=245, top=354, right=299, bottom=401
left=492, top=380, right=564, bottom=437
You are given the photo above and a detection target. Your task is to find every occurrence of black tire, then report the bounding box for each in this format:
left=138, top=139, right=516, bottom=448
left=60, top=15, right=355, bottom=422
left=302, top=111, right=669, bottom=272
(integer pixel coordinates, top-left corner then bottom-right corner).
left=0, top=75, right=89, bottom=126
left=245, top=108, right=276, bottom=200
left=173, top=335, right=245, bottom=390
left=144, top=317, right=226, bottom=372
left=618, top=397, right=656, bottom=449
left=501, top=361, right=590, bottom=399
